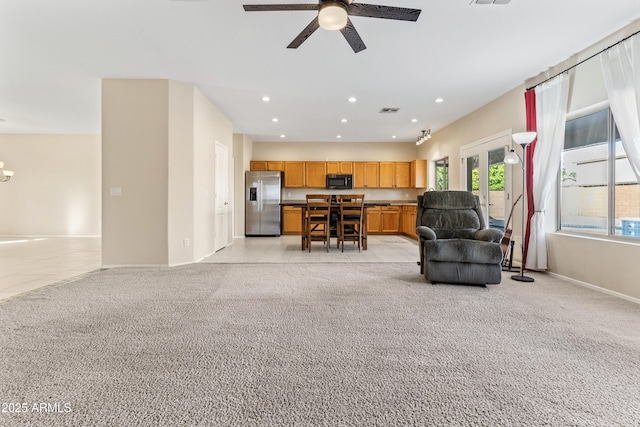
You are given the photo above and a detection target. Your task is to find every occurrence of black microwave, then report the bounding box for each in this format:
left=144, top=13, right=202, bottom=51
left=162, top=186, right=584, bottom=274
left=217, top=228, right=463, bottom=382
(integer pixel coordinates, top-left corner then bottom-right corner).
left=326, top=174, right=353, bottom=190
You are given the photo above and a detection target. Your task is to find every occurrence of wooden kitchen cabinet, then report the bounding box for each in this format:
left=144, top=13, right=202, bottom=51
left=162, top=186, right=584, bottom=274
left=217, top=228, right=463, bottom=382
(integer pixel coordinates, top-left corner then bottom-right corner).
left=379, top=162, right=411, bottom=188
left=367, top=206, right=401, bottom=234
left=350, top=161, right=381, bottom=188
left=379, top=162, right=395, bottom=188
left=282, top=206, right=303, bottom=235
left=326, top=161, right=353, bottom=174
left=284, top=162, right=305, bottom=187
left=305, top=161, right=327, bottom=188
left=395, top=162, right=411, bottom=188
left=367, top=206, right=382, bottom=233
left=250, top=161, right=285, bottom=172
left=381, top=206, right=401, bottom=233
left=411, top=160, right=427, bottom=188
left=250, top=161, right=267, bottom=171
left=402, top=205, right=418, bottom=239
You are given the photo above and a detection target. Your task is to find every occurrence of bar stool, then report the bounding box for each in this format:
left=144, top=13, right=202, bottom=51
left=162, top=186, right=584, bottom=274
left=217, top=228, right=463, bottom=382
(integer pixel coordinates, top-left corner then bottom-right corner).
left=305, top=194, right=331, bottom=252
left=336, top=194, right=365, bottom=252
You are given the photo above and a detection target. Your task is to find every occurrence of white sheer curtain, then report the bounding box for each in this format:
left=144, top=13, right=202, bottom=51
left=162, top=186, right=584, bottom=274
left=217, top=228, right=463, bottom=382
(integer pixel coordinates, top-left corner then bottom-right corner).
left=600, top=34, right=640, bottom=182
left=527, top=73, right=570, bottom=270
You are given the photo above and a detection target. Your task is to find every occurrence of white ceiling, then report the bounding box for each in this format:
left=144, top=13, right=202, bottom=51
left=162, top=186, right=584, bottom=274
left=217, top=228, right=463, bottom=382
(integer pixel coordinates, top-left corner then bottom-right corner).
left=2, top=0, right=640, bottom=142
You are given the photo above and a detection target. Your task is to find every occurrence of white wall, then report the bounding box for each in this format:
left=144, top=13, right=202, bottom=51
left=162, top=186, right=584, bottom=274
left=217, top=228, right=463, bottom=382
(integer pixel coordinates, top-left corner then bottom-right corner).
left=0, top=134, right=101, bottom=236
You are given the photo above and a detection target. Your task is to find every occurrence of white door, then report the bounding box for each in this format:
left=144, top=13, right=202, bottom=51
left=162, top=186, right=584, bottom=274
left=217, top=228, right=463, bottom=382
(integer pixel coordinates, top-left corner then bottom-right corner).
left=214, top=142, right=229, bottom=252
left=460, top=131, right=512, bottom=231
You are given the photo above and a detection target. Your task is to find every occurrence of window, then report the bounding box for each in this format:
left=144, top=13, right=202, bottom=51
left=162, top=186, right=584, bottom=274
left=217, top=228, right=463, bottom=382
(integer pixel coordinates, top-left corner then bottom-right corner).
left=435, top=157, right=449, bottom=191
left=559, top=108, right=640, bottom=238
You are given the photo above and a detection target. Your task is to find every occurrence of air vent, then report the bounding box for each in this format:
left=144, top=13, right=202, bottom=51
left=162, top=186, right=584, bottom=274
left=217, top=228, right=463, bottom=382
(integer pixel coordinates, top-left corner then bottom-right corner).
left=379, top=108, right=400, bottom=114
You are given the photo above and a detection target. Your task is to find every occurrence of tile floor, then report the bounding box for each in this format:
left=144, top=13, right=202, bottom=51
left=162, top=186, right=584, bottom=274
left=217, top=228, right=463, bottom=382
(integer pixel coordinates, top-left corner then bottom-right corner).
left=203, top=235, right=420, bottom=264
left=0, top=237, right=102, bottom=302
left=0, top=235, right=420, bottom=302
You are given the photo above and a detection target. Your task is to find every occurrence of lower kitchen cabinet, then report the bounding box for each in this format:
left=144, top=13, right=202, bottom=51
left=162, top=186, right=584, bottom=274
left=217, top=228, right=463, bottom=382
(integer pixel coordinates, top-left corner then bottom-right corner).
left=367, top=206, right=401, bottom=234
left=282, top=206, right=302, bottom=234
left=402, top=205, right=417, bottom=239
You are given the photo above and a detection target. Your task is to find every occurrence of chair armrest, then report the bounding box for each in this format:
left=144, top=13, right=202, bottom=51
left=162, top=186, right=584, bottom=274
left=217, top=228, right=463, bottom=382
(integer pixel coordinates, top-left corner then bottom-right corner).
left=416, top=226, right=437, bottom=241
left=474, top=228, right=503, bottom=243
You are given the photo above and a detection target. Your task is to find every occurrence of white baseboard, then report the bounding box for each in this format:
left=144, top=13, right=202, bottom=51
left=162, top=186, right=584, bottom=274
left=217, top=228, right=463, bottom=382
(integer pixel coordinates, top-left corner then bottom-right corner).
left=547, top=271, right=640, bottom=305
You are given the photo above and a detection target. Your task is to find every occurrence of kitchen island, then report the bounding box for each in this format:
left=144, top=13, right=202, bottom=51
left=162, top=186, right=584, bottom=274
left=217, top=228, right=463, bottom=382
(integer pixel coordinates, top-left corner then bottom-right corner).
left=280, top=200, right=417, bottom=240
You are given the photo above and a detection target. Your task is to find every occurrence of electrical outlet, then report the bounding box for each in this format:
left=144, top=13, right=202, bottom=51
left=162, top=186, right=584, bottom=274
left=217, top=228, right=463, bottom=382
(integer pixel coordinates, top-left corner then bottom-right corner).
left=183, top=238, right=190, bottom=247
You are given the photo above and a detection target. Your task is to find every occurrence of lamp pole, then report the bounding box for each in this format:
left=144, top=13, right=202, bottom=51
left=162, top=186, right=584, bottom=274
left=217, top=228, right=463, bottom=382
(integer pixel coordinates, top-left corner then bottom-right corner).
left=505, top=132, right=536, bottom=283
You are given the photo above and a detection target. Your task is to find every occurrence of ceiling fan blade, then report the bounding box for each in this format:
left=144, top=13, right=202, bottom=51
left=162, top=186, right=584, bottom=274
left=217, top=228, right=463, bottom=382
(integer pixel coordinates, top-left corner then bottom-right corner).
left=347, top=3, right=421, bottom=21
left=287, top=17, right=320, bottom=49
left=243, top=4, right=318, bottom=12
left=340, top=18, right=366, bottom=53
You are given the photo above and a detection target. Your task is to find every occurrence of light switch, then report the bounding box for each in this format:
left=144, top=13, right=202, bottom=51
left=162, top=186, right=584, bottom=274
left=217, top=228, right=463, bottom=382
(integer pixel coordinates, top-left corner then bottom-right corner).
left=110, top=187, right=123, bottom=196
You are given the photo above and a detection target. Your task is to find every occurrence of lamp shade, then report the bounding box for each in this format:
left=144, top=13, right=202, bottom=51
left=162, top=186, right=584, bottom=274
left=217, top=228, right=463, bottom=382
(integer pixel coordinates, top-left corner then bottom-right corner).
left=512, top=131, right=537, bottom=146
left=504, top=149, right=520, bottom=165
left=319, top=2, right=348, bottom=30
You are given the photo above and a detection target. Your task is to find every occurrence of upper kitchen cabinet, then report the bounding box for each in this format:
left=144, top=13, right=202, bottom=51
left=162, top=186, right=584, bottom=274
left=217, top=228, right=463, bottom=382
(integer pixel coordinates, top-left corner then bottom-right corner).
left=284, top=162, right=305, bottom=187
left=305, top=161, right=327, bottom=188
left=379, top=162, right=411, bottom=188
left=411, top=160, right=427, bottom=188
left=250, top=161, right=285, bottom=171
left=353, top=162, right=379, bottom=188
left=326, top=161, right=353, bottom=175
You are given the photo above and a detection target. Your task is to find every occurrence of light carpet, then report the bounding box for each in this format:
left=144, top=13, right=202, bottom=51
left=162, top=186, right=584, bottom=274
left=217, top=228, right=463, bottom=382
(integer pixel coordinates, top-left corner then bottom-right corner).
left=1, top=263, right=639, bottom=426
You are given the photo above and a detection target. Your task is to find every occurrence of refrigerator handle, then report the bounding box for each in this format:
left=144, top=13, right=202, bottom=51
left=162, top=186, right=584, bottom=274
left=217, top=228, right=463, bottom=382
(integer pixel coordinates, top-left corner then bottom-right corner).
left=259, top=180, right=263, bottom=212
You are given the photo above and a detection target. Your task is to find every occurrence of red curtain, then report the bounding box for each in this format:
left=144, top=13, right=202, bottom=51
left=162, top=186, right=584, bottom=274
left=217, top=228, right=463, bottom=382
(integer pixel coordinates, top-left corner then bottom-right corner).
left=523, top=89, right=537, bottom=268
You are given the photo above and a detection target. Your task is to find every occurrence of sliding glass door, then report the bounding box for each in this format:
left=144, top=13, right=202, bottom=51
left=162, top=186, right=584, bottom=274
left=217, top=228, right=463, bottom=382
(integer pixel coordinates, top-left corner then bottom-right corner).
left=461, top=132, right=513, bottom=231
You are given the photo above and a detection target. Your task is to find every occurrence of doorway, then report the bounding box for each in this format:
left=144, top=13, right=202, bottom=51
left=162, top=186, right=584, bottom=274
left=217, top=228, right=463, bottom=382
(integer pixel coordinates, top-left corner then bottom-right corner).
left=460, top=131, right=512, bottom=231
left=214, top=141, right=229, bottom=252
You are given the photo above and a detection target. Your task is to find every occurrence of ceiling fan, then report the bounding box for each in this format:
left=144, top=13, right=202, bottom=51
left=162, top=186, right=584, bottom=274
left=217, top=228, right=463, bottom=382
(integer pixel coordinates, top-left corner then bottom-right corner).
left=243, top=0, right=421, bottom=53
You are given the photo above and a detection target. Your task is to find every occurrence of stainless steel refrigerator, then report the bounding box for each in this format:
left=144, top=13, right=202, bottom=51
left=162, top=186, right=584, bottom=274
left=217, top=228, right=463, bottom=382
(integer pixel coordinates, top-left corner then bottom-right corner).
left=245, top=171, right=282, bottom=236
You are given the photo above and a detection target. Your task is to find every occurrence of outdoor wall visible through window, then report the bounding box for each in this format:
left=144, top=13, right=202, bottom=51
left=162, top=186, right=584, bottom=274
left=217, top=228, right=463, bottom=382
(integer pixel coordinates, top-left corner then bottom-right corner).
left=560, top=108, right=640, bottom=238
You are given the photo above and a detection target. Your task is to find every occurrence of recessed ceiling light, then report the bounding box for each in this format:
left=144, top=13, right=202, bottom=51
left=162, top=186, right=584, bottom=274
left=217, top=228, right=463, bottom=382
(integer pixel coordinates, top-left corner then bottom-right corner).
left=341, top=118, right=348, bottom=123
left=271, top=117, right=279, bottom=122
left=411, top=118, right=418, bottom=123
left=280, top=134, right=286, bottom=138
left=348, top=97, right=357, bottom=103
left=392, top=135, right=397, bottom=139
left=435, top=97, right=444, bottom=103
left=337, top=135, right=342, bottom=139
left=261, top=96, right=271, bottom=102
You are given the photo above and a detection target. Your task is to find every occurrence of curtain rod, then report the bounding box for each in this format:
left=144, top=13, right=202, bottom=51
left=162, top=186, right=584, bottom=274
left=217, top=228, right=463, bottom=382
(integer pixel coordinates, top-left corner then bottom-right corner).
left=526, top=29, right=640, bottom=91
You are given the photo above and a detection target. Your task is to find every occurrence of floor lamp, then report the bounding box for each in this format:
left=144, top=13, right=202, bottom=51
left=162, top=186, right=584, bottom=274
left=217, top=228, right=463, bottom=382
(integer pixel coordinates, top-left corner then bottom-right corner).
left=504, top=132, right=537, bottom=283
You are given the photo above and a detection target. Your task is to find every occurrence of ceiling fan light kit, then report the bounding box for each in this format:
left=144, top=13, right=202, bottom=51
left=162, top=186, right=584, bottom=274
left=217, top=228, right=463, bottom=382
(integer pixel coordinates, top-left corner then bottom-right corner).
left=243, top=0, right=421, bottom=53
left=319, top=1, right=348, bottom=30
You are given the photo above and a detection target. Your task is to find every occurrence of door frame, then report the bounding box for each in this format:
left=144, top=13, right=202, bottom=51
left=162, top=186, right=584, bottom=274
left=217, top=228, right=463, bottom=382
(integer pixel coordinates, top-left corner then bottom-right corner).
left=214, top=141, right=229, bottom=252
left=460, top=130, right=514, bottom=229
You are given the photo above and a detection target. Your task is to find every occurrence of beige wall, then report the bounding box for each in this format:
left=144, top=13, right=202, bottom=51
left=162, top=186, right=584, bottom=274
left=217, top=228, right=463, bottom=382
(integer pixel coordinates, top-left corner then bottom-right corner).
left=252, top=141, right=418, bottom=162
left=102, top=79, right=234, bottom=266
left=193, top=87, right=234, bottom=259
left=168, top=81, right=196, bottom=266
left=233, top=133, right=253, bottom=238
left=102, top=79, right=170, bottom=266
left=0, top=134, right=101, bottom=236
left=251, top=140, right=424, bottom=202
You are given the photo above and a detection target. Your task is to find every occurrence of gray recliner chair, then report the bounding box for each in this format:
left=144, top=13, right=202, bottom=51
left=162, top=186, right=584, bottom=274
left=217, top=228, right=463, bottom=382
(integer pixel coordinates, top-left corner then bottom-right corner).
left=416, top=191, right=504, bottom=285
